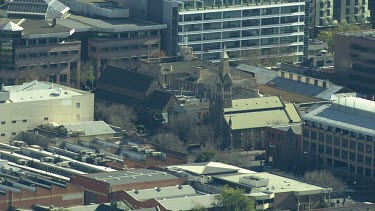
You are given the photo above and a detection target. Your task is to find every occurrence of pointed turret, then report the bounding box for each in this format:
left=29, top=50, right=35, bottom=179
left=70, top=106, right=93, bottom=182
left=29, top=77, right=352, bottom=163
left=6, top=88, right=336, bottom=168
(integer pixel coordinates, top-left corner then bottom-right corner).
left=218, top=44, right=231, bottom=80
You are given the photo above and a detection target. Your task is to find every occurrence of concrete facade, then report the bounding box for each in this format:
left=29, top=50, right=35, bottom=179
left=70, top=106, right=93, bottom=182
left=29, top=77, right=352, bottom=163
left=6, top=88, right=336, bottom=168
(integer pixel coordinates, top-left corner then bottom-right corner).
left=334, top=32, right=375, bottom=94
left=0, top=81, right=94, bottom=142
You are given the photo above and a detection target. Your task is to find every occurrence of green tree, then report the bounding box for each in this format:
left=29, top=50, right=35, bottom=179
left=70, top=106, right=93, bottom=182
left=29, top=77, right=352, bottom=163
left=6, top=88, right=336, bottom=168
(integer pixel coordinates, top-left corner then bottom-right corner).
left=195, top=150, right=216, bottom=163
left=214, top=186, right=255, bottom=211
left=318, top=21, right=372, bottom=53
left=79, top=62, right=95, bottom=90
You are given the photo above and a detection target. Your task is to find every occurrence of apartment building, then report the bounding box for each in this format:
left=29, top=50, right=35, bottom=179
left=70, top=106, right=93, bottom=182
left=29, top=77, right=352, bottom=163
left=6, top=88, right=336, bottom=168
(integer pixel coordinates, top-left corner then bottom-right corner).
left=302, top=97, right=375, bottom=182
left=127, top=0, right=308, bottom=63
left=334, top=31, right=375, bottom=94
left=0, top=80, right=94, bottom=142
left=309, top=0, right=334, bottom=37
left=333, top=0, right=370, bottom=24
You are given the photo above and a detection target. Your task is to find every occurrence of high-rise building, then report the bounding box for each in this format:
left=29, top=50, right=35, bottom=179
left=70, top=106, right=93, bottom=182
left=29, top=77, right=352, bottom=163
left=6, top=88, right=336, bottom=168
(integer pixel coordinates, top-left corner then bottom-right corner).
left=309, top=0, right=334, bottom=37
left=127, top=0, right=307, bottom=63
left=333, top=0, right=370, bottom=24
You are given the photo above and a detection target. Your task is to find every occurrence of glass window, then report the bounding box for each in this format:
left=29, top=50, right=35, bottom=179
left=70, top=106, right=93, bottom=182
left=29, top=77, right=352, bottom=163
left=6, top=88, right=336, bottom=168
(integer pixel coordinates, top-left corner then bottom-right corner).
left=241, top=29, right=259, bottom=37
left=349, top=152, right=356, bottom=161
left=334, top=148, right=340, bottom=158
left=358, top=154, right=364, bottom=163
left=311, top=131, right=317, bottom=140
left=242, top=19, right=260, bottom=27
left=319, top=132, right=325, bottom=142
left=342, top=139, right=348, bottom=148
left=358, top=143, right=364, bottom=152
left=319, top=144, right=324, bottom=153
left=326, top=146, right=332, bottom=155
left=350, top=140, right=356, bottom=150
left=223, top=10, right=241, bottom=18
left=342, top=150, right=348, bottom=159
left=334, top=137, right=340, bottom=146
left=204, top=12, right=222, bottom=20
left=203, top=22, right=221, bottom=30
left=366, top=144, right=372, bottom=154
left=326, top=135, right=333, bottom=144
left=203, top=32, right=221, bottom=40
left=243, top=9, right=260, bottom=17
left=223, top=21, right=240, bottom=29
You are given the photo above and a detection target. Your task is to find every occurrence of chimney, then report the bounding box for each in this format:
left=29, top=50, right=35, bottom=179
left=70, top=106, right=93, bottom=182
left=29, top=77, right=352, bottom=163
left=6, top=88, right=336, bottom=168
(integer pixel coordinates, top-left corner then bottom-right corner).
left=52, top=19, right=57, bottom=27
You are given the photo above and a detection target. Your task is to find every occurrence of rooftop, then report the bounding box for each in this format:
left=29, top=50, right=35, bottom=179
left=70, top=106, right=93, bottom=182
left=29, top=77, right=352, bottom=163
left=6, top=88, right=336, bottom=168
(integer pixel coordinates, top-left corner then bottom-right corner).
left=4, top=0, right=69, bottom=19
left=19, top=19, right=73, bottom=38
left=156, top=194, right=217, bottom=211
left=55, top=14, right=166, bottom=33
left=62, top=121, right=116, bottom=136
left=339, top=30, right=375, bottom=40
left=126, top=185, right=197, bottom=202
left=222, top=96, right=301, bottom=130
left=0, top=80, right=88, bottom=103
left=303, top=97, right=375, bottom=136
left=236, top=64, right=346, bottom=101
left=83, top=169, right=179, bottom=186
left=213, top=172, right=326, bottom=196
left=167, top=162, right=256, bottom=176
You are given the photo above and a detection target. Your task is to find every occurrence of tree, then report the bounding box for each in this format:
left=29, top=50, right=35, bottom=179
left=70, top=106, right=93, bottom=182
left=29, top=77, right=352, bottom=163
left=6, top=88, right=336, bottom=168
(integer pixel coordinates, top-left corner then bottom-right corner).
left=95, top=102, right=137, bottom=131
left=318, top=21, right=372, bottom=53
left=151, top=132, right=186, bottom=153
left=79, top=62, right=95, bottom=90
left=303, top=170, right=345, bottom=195
left=167, top=113, right=196, bottom=142
left=186, top=124, right=217, bottom=146
left=214, top=186, right=255, bottom=211
left=195, top=150, right=216, bottom=163
left=19, top=66, right=49, bottom=84
left=191, top=202, right=208, bottom=211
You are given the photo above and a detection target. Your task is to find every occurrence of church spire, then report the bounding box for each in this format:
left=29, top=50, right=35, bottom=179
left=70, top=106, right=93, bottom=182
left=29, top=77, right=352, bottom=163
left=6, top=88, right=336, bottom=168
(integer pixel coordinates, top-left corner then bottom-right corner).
left=219, top=44, right=231, bottom=80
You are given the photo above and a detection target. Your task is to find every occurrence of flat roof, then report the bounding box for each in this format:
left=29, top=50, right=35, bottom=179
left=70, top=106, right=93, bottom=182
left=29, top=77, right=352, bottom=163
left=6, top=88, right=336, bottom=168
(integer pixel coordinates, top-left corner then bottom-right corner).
left=63, top=121, right=116, bottom=136
left=156, top=194, right=217, bottom=211
left=55, top=14, right=166, bottom=33
left=19, top=19, right=73, bottom=38
left=83, top=169, right=179, bottom=186
left=126, top=185, right=197, bottom=202
left=213, top=172, right=325, bottom=195
left=303, top=101, right=375, bottom=136
left=0, top=81, right=87, bottom=103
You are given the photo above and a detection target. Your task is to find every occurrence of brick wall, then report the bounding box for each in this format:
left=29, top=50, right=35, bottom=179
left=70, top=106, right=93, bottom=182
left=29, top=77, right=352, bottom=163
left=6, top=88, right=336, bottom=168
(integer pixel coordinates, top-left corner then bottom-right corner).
left=0, top=183, right=83, bottom=210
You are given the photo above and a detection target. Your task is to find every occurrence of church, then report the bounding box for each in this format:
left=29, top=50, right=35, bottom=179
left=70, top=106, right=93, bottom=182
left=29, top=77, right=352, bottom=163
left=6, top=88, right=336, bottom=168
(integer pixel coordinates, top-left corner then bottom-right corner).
left=210, top=47, right=302, bottom=149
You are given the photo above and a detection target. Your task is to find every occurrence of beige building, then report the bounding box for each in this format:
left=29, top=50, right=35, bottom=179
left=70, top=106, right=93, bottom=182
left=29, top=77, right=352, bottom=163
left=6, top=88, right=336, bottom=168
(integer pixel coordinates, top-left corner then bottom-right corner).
left=302, top=96, right=375, bottom=182
left=310, top=0, right=334, bottom=37
left=333, top=0, right=370, bottom=24
left=0, top=80, right=94, bottom=142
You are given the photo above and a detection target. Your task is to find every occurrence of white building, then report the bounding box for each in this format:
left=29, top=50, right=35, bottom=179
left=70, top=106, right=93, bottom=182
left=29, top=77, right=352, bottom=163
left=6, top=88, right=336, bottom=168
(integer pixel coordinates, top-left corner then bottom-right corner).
left=0, top=80, right=94, bottom=142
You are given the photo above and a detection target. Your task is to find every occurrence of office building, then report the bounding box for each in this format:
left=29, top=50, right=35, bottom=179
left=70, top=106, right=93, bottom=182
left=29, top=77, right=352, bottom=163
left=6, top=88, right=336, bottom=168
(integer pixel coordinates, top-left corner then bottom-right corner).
left=127, top=0, right=308, bottom=63
left=302, top=96, right=375, bottom=181
left=333, top=0, right=370, bottom=24
left=0, top=19, right=81, bottom=86
left=0, top=80, right=94, bottom=142
left=334, top=31, right=375, bottom=94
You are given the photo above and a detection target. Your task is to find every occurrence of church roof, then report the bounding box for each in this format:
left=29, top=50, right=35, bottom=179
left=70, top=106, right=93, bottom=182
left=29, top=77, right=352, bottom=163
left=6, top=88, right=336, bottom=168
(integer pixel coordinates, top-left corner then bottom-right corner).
left=0, top=21, right=23, bottom=31
left=223, top=96, right=301, bottom=130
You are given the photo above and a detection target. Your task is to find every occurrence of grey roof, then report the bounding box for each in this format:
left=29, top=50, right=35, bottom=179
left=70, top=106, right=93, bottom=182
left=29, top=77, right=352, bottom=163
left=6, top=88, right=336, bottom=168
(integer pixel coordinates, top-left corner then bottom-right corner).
left=84, top=169, right=179, bottom=186
left=303, top=98, right=375, bottom=136
left=19, top=19, right=73, bottom=38
left=156, top=194, right=217, bottom=211
left=62, top=121, right=115, bottom=136
left=236, top=64, right=345, bottom=100
left=55, top=14, right=166, bottom=33
left=236, top=64, right=278, bottom=84
left=126, top=185, right=197, bottom=201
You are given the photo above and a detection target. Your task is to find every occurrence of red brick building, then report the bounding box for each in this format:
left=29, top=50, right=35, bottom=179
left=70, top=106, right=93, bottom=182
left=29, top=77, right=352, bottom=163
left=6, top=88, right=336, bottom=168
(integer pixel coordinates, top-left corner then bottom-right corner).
left=265, top=124, right=303, bottom=171
left=0, top=183, right=84, bottom=210
left=71, top=169, right=186, bottom=205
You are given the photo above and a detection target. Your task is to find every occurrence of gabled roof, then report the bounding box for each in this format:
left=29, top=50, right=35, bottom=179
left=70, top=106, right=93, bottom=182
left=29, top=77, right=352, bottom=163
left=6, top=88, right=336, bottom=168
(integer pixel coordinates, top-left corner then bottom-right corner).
left=99, top=66, right=159, bottom=93
left=143, top=90, right=175, bottom=110
left=0, top=21, right=23, bottom=31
